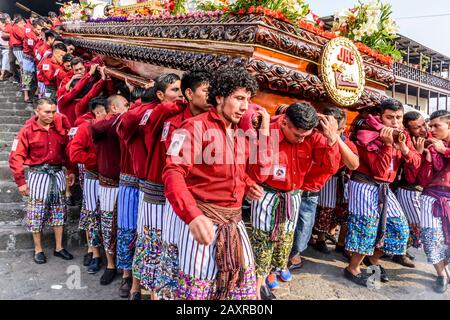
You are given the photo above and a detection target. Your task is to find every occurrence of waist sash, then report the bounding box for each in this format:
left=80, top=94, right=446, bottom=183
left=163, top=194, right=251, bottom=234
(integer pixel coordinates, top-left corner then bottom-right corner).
left=99, top=175, right=119, bottom=188
left=351, top=171, right=390, bottom=249
left=423, top=186, right=450, bottom=245
left=139, top=180, right=165, bottom=205
left=119, top=173, right=139, bottom=188
left=196, top=200, right=244, bottom=300
left=262, top=184, right=301, bottom=241
left=29, top=164, right=63, bottom=204
left=84, top=169, right=99, bottom=180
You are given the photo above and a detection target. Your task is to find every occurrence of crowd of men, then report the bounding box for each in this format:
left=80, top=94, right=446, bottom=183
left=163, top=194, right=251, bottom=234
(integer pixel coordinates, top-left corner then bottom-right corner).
left=3, top=11, right=450, bottom=300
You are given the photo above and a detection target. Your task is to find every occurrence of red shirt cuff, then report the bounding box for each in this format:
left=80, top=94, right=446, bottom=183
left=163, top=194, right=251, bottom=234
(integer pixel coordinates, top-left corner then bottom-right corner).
left=184, top=206, right=204, bottom=225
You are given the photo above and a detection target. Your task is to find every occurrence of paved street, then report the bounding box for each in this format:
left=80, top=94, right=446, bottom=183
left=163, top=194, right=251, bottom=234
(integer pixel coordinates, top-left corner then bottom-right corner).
left=0, top=243, right=448, bottom=300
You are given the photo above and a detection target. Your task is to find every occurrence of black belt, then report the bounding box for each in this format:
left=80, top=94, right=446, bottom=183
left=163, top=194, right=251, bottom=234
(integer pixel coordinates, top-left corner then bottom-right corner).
left=301, top=190, right=319, bottom=198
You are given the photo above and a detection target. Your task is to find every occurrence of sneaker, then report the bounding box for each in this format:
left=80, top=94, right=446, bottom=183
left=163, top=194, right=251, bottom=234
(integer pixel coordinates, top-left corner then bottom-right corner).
left=87, top=257, right=102, bottom=274
left=100, top=268, right=117, bottom=285
left=260, top=285, right=277, bottom=300
left=265, top=273, right=280, bottom=290
left=83, top=252, right=93, bottom=267
left=314, top=240, right=331, bottom=254
left=279, top=269, right=292, bottom=282
left=433, top=276, right=448, bottom=293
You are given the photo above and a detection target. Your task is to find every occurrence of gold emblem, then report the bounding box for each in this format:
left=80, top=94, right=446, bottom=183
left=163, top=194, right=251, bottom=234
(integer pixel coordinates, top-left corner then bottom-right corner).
left=319, top=37, right=365, bottom=107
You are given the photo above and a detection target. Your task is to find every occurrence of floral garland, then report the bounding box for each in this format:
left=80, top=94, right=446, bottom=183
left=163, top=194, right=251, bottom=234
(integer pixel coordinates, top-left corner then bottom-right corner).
left=60, top=1, right=98, bottom=21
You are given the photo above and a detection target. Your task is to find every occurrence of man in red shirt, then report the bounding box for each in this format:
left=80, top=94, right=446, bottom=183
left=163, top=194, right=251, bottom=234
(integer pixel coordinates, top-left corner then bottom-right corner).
left=417, top=110, right=450, bottom=293
left=0, top=16, right=12, bottom=81
left=312, top=107, right=359, bottom=257
left=159, top=69, right=212, bottom=300
left=22, top=18, right=45, bottom=102
left=9, top=97, right=75, bottom=264
left=90, top=94, right=129, bottom=286
left=35, top=30, right=59, bottom=98
left=393, top=111, right=429, bottom=268
left=249, top=103, right=340, bottom=300
left=344, top=98, right=421, bottom=287
left=38, top=42, right=67, bottom=101
left=163, top=69, right=272, bottom=300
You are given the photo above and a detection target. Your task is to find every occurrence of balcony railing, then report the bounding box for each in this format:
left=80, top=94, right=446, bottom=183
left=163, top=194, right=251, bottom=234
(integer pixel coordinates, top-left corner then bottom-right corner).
left=394, top=62, right=450, bottom=92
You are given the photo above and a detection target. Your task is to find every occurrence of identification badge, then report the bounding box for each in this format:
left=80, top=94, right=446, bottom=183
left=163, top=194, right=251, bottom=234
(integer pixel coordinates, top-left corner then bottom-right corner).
left=272, top=164, right=287, bottom=181
left=389, top=160, right=394, bottom=172
left=161, top=121, right=170, bottom=142
left=68, top=127, right=78, bottom=137
left=44, top=92, right=52, bottom=98
left=11, top=139, right=19, bottom=152
left=42, top=63, right=50, bottom=71
left=139, top=109, right=152, bottom=126
left=167, top=133, right=186, bottom=156
left=54, top=68, right=60, bottom=76
left=25, top=28, right=31, bottom=33
left=27, top=39, right=34, bottom=46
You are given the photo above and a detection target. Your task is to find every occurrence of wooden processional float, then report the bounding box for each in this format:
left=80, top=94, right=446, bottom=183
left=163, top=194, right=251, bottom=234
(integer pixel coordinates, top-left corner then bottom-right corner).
left=62, top=4, right=395, bottom=125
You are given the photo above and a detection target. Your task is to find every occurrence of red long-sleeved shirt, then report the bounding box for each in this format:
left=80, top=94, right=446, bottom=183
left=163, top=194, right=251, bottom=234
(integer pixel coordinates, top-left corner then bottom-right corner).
left=9, top=24, right=24, bottom=47
left=68, top=121, right=97, bottom=172
left=417, top=142, right=450, bottom=189
left=23, top=28, right=38, bottom=56
left=37, top=57, right=62, bottom=87
left=256, top=117, right=341, bottom=192
left=90, top=114, right=121, bottom=180
left=355, top=133, right=421, bottom=183
left=163, top=107, right=272, bottom=224
left=301, top=136, right=357, bottom=191
left=57, top=74, right=96, bottom=126
left=116, top=100, right=156, bottom=180
left=142, top=101, right=186, bottom=183
left=9, top=114, right=72, bottom=187
left=35, top=42, right=51, bottom=63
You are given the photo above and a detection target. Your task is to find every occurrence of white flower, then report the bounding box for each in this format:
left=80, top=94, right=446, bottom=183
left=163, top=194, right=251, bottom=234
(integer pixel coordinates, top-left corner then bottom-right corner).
left=384, top=19, right=399, bottom=34
left=353, top=28, right=364, bottom=41
left=366, top=0, right=381, bottom=12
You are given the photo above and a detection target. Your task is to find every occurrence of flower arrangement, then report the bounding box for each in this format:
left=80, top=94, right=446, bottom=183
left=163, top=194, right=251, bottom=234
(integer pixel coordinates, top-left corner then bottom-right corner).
left=331, top=0, right=402, bottom=63
left=60, top=1, right=98, bottom=21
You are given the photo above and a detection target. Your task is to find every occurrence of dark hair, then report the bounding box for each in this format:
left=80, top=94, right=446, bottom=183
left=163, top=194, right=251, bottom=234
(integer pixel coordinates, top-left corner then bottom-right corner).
left=48, top=11, right=57, bottom=18
left=181, top=69, right=211, bottom=100
left=14, top=16, right=25, bottom=24
left=44, top=17, right=53, bottom=25
left=70, top=57, right=84, bottom=67
left=403, top=111, right=422, bottom=128
left=0, top=17, right=7, bottom=24
left=52, top=42, right=67, bottom=53
left=141, top=73, right=180, bottom=103
left=430, top=110, right=450, bottom=121
left=63, top=39, right=75, bottom=47
left=62, top=53, right=74, bottom=63
left=285, top=102, right=318, bottom=130
left=32, top=18, right=46, bottom=28
left=44, top=30, right=58, bottom=41
left=322, top=106, right=347, bottom=129
left=379, top=98, right=404, bottom=115
left=34, top=97, right=55, bottom=109
left=89, top=96, right=108, bottom=112
left=13, top=14, right=22, bottom=20
left=207, top=68, right=258, bottom=107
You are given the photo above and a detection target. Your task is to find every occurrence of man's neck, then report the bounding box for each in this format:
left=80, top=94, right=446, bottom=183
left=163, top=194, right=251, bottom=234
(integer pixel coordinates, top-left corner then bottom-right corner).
left=188, top=104, right=201, bottom=117
left=36, top=119, right=50, bottom=130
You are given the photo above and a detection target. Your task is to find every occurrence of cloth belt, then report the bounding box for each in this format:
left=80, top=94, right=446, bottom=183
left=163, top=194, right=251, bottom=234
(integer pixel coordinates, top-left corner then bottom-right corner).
left=301, top=190, right=319, bottom=198
left=351, top=171, right=389, bottom=249
left=84, top=169, right=99, bottom=180
left=423, top=186, right=450, bottom=245
left=262, top=184, right=301, bottom=241
left=196, top=200, right=244, bottom=300
left=139, top=180, right=165, bottom=205
left=119, top=173, right=139, bottom=188
left=334, top=168, right=348, bottom=209
left=98, top=175, right=119, bottom=188
left=29, top=164, right=63, bottom=204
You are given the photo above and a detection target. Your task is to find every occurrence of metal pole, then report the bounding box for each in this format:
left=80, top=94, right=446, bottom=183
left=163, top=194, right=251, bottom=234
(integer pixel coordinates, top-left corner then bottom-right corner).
left=405, top=84, right=409, bottom=105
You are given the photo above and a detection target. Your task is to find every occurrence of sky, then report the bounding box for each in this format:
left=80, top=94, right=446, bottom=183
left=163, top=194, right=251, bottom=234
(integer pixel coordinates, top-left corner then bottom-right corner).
left=312, top=0, right=450, bottom=57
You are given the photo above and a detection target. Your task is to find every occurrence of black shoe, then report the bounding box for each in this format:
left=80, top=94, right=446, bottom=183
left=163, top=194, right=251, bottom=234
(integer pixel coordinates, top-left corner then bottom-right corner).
left=260, top=285, right=277, bottom=300
left=314, top=240, right=331, bottom=254
left=88, top=257, right=102, bottom=274
left=433, top=276, right=448, bottom=293
left=119, top=277, right=132, bottom=298
left=344, top=268, right=369, bottom=287
left=287, top=255, right=304, bottom=271
left=129, top=291, right=141, bottom=300
left=365, top=262, right=389, bottom=283
left=392, top=254, right=415, bottom=268
left=335, top=244, right=345, bottom=253
left=100, top=268, right=117, bottom=285
left=54, top=249, right=74, bottom=260
left=34, top=252, right=47, bottom=264
left=83, top=252, right=93, bottom=267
